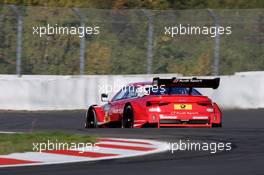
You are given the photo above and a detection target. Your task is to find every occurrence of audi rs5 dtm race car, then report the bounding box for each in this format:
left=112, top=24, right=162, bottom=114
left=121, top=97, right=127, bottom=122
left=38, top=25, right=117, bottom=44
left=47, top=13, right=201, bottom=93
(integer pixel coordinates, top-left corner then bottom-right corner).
left=85, top=77, right=222, bottom=128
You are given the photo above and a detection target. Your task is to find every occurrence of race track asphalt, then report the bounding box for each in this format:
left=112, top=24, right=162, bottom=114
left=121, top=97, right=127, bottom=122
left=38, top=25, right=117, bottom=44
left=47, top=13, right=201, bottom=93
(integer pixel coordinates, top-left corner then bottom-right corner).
left=0, top=109, right=264, bottom=175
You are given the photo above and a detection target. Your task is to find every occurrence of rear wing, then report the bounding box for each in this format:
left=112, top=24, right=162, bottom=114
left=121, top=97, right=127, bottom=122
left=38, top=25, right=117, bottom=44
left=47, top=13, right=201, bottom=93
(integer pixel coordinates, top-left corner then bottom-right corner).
left=152, top=77, right=220, bottom=89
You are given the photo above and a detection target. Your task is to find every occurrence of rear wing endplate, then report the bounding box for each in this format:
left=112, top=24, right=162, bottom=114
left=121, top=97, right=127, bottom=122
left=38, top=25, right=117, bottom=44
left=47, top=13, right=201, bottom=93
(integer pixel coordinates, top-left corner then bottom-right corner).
left=152, top=77, right=220, bottom=89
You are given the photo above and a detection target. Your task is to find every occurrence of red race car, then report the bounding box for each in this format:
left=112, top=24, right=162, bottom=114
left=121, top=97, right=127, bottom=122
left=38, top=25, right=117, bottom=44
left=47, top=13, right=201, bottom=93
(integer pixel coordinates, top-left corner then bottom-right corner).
left=85, top=77, right=222, bottom=128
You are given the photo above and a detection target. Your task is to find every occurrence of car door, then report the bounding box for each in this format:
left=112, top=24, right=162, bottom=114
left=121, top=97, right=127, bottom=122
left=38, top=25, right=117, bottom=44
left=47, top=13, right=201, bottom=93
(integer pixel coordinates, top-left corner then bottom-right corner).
left=108, top=88, right=128, bottom=121
left=118, top=85, right=139, bottom=115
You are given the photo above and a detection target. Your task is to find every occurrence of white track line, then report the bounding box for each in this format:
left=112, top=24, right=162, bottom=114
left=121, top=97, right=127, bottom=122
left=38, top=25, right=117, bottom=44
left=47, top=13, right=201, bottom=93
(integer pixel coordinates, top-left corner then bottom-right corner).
left=2, top=152, right=90, bottom=163
left=95, top=141, right=157, bottom=148
left=0, top=131, right=18, bottom=134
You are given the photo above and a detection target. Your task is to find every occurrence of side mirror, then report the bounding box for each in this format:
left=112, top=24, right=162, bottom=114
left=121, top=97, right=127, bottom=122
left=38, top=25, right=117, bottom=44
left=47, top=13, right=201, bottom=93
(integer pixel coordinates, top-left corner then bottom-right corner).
left=101, top=93, right=109, bottom=102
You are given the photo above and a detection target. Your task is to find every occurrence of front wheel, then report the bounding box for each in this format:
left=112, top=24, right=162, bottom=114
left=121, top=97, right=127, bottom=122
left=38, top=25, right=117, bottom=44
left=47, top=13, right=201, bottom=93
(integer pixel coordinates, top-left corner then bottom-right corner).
left=122, top=105, right=134, bottom=128
left=85, top=108, right=98, bottom=128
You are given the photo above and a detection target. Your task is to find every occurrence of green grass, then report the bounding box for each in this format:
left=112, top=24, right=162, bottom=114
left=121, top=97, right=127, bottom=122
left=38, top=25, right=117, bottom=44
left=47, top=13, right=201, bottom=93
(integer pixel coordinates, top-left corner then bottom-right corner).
left=0, top=132, right=97, bottom=155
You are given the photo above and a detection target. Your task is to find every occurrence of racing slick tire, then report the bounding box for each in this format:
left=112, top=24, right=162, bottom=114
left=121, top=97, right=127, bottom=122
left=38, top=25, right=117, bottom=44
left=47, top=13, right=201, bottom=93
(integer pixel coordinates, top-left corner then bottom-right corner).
left=85, top=107, right=98, bottom=128
left=122, top=105, right=134, bottom=128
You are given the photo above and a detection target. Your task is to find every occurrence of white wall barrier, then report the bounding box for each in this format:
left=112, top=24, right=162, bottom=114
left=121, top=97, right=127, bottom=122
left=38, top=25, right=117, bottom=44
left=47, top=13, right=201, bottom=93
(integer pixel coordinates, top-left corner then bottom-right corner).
left=0, top=72, right=263, bottom=110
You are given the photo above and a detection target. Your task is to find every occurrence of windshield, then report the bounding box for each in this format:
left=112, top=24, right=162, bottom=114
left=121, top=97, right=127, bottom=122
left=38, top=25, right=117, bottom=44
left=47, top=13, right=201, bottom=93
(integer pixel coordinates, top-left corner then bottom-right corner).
left=148, top=87, right=202, bottom=96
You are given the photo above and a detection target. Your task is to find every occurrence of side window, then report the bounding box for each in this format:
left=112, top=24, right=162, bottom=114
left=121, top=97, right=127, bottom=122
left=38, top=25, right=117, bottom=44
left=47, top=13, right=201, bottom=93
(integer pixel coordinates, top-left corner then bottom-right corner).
left=191, top=89, right=202, bottom=95
left=111, top=88, right=127, bottom=101
left=126, top=86, right=138, bottom=99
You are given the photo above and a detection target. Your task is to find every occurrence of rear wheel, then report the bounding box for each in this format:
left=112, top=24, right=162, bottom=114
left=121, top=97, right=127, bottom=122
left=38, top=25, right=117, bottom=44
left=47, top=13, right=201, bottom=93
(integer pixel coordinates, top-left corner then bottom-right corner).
left=122, top=105, right=134, bottom=128
left=85, top=108, right=98, bottom=128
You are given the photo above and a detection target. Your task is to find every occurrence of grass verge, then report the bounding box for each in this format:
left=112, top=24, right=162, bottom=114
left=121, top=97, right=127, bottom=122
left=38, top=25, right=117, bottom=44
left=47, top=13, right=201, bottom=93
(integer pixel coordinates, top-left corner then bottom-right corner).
left=0, top=132, right=97, bottom=155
